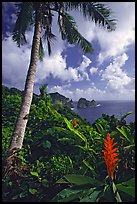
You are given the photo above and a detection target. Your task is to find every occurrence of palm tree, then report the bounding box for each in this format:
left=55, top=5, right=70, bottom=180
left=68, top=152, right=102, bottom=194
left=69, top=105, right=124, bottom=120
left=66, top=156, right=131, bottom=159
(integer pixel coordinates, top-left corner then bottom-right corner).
left=7, top=2, right=116, bottom=153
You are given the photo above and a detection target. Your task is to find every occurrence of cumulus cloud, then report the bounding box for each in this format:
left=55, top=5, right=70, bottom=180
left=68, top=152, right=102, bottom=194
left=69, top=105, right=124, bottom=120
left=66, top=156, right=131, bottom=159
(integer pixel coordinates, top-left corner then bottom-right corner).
left=90, top=67, right=98, bottom=75
left=78, top=55, right=91, bottom=71
left=76, top=55, right=92, bottom=80
left=2, top=34, right=91, bottom=91
left=97, top=2, right=135, bottom=64
left=101, top=53, right=135, bottom=94
left=2, top=36, right=30, bottom=89
left=36, top=54, right=92, bottom=83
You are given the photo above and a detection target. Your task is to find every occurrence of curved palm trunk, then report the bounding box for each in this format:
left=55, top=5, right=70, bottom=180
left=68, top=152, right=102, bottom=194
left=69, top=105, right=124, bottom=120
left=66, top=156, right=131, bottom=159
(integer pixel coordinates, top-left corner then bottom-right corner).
left=8, top=7, right=42, bottom=153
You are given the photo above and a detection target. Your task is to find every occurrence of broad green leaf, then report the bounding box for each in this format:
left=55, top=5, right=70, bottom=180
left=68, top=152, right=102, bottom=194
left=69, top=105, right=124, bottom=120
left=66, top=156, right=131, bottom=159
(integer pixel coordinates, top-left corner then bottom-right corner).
left=120, top=178, right=135, bottom=188
left=116, top=178, right=135, bottom=198
left=58, top=191, right=82, bottom=202
left=30, top=171, right=39, bottom=177
left=80, top=189, right=101, bottom=202
left=51, top=187, right=84, bottom=202
left=29, top=188, right=38, bottom=195
left=56, top=178, right=69, bottom=184
left=57, top=174, right=101, bottom=186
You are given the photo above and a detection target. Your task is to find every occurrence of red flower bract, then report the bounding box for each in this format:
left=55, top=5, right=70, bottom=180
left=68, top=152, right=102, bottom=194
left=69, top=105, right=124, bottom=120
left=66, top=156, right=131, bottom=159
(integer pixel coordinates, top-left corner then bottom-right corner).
left=102, top=133, right=119, bottom=180
left=73, top=118, right=77, bottom=126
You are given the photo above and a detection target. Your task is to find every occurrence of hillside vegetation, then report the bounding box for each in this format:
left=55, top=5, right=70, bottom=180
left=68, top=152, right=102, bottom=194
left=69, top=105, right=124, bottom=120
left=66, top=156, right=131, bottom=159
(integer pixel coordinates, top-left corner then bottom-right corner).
left=2, top=85, right=135, bottom=202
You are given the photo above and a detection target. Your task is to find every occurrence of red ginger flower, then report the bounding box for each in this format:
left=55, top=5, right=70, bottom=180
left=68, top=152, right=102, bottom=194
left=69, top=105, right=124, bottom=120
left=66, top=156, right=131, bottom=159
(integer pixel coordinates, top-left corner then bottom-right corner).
left=102, top=133, right=119, bottom=180
left=73, top=118, right=77, bottom=126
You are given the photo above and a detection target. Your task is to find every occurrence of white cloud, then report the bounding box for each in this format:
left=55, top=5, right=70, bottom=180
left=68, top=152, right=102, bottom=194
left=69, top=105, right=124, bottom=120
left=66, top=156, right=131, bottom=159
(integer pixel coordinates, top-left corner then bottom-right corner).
left=101, top=53, right=135, bottom=94
left=36, top=54, right=92, bottom=83
left=2, top=33, right=84, bottom=90
left=48, top=83, right=106, bottom=101
left=90, top=67, right=98, bottom=75
left=78, top=55, right=91, bottom=71
left=76, top=55, right=92, bottom=80
left=2, top=36, right=30, bottom=90
left=97, top=2, right=135, bottom=64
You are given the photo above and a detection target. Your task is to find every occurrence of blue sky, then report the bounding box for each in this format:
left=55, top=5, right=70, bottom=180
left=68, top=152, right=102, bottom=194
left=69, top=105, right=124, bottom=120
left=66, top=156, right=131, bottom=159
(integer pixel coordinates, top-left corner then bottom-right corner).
left=2, top=2, right=135, bottom=101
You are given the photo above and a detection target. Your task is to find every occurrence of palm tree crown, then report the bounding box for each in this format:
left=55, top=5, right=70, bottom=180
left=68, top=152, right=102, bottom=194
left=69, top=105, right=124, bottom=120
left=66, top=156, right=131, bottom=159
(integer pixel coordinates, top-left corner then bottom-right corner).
left=13, top=2, right=116, bottom=58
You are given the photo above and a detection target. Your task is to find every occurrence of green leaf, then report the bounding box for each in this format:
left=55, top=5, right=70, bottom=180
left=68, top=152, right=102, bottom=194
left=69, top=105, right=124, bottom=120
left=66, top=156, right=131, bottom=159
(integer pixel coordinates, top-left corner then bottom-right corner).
left=57, top=174, right=101, bottom=186
left=80, top=189, right=101, bottom=202
left=116, top=178, right=135, bottom=198
left=120, top=111, right=132, bottom=121
left=51, top=186, right=84, bottom=202
left=56, top=178, right=69, bottom=184
left=29, top=188, right=38, bottom=195
left=42, top=140, right=51, bottom=149
left=42, top=179, right=49, bottom=187
left=116, top=126, right=134, bottom=144
left=30, top=171, right=39, bottom=177
left=19, top=191, right=26, bottom=198
left=82, top=160, right=96, bottom=175
left=112, top=182, right=122, bottom=202
left=75, top=145, right=87, bottom=151
left=12, top=195, right=18, bottom=200
left=124, top=144, right=135, bottom=150
left=58, top=137, right=72, bottom=142
left=95, top=123, right=105, bottom=134
left=64, top=118, right=87, bottom=143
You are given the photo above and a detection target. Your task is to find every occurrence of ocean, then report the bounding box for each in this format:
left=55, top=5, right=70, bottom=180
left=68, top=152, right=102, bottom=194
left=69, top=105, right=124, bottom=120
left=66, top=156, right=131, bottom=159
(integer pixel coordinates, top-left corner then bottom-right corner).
left=72, top=100, right=135, bottom=125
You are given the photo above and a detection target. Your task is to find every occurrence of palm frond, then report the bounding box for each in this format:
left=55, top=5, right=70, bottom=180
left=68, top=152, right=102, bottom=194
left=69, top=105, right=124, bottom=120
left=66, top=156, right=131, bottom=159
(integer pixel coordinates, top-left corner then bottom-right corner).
left=42, top=8, right=56, bottom=56
left=58, top=12, right=94, bottom=54
left=39, top=37, right=44, bottom=61
left=64, top=2, right=116, bottom=31
left=12, top=2, right=34, bottom=47
left=39, top=83, right=48, bottom=96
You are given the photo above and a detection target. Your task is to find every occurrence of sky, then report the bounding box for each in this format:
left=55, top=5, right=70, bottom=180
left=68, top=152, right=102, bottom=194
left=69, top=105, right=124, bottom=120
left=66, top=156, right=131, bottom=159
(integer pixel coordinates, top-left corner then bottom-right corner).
left=2, top=2, right=135, bottom=101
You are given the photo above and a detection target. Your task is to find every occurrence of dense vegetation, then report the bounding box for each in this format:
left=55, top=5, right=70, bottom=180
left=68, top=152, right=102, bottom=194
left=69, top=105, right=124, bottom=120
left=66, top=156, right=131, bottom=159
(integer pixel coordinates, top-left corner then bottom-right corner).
left=2, top=85, right=135, bottom=202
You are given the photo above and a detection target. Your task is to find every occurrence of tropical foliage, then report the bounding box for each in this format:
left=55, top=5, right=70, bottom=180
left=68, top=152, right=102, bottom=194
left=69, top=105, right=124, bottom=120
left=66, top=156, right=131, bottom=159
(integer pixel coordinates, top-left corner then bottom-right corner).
left=2, top=85, right=135, bottom=202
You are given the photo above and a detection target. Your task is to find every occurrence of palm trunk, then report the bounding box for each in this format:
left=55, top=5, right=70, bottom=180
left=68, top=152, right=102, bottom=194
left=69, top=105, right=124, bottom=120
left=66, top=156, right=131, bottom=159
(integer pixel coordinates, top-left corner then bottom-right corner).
left=8, top=5, right=42, bottom=153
